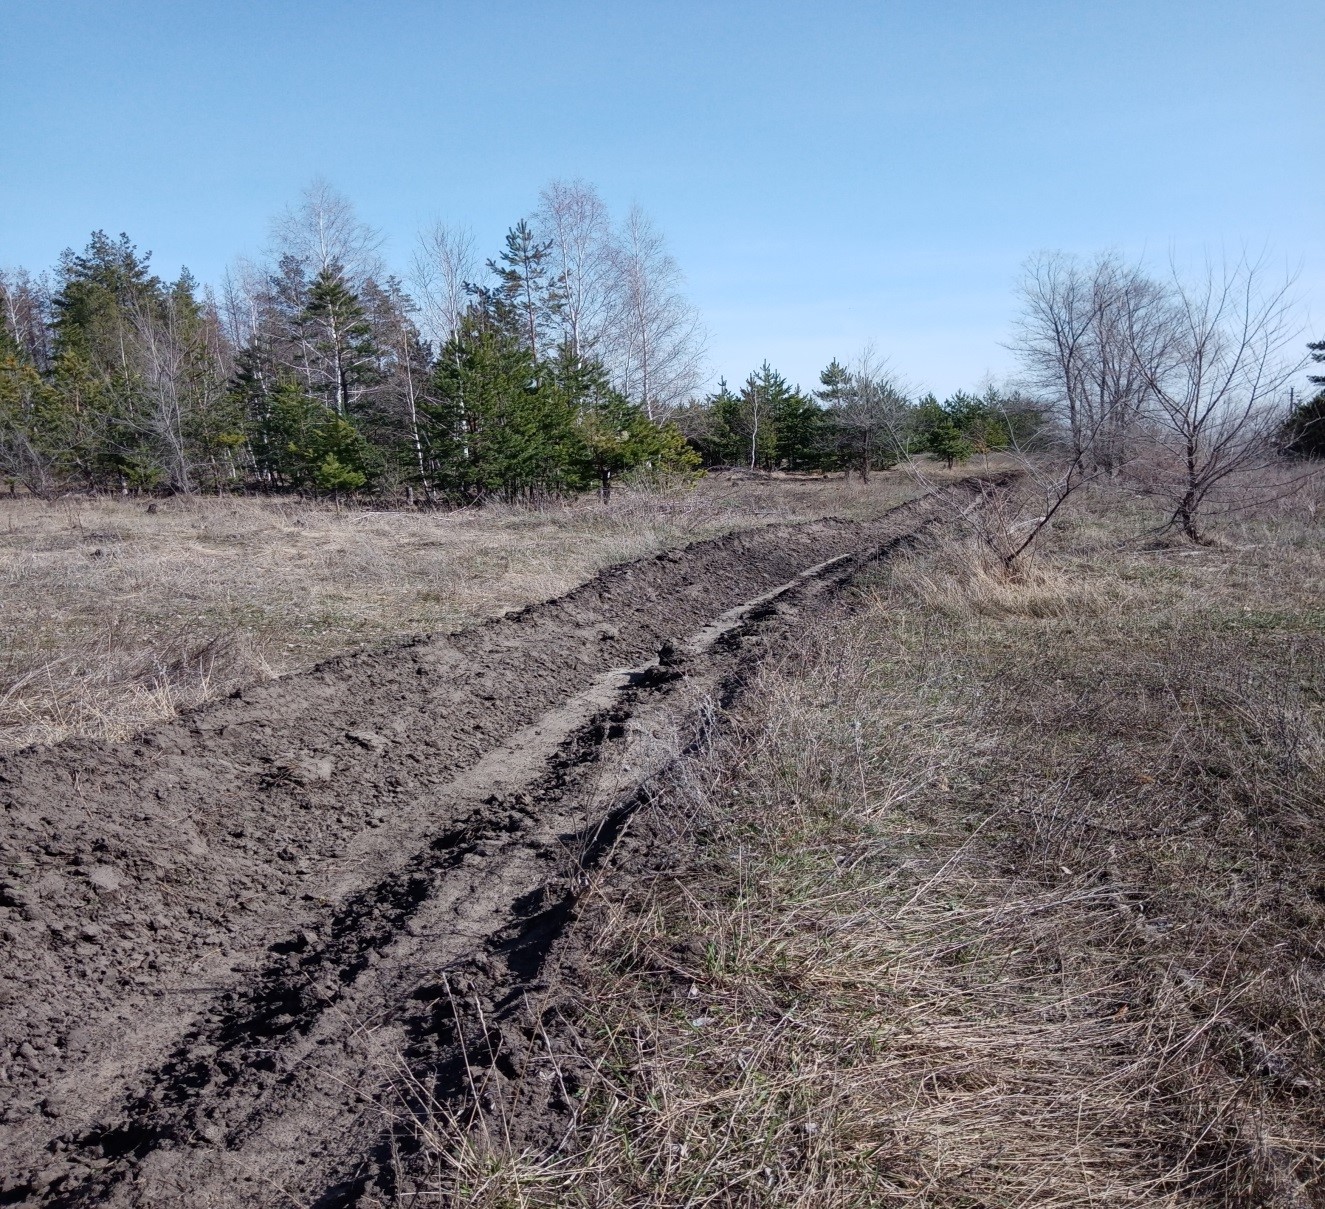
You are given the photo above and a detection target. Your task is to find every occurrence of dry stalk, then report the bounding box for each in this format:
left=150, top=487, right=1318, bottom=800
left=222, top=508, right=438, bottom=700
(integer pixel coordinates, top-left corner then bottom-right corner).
left=395, top=483, right=1325, bottom=1206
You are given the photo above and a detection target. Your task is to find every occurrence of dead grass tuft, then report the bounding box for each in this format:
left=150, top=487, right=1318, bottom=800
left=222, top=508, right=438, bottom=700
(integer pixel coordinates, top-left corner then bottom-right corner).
left=882, top=534, right=1131, bottom=618
left=0, top=626, right=274, bottom=750
left=409, top=478, right=1325, bottom=1206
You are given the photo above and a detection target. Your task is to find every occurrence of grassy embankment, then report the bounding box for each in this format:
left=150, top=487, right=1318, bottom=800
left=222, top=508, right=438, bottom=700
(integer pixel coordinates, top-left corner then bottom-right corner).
left=0, top=474, right=920, bottom=753
left=432, top=474, right=1325, bottom=1207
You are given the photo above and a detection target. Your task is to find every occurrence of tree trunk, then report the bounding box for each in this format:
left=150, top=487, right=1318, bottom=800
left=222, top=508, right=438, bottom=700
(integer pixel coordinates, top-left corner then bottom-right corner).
left=1179, top=492, right=1202, bottom=543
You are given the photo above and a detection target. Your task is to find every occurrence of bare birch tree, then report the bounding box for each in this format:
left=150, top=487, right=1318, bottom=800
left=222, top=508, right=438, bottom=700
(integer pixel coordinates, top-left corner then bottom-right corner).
left=218, top=257, right=266, bottom=351
left=134, top=303, right=191, bottom=490
left=129, top=288, right=229, bottom=493
left=270, top=177, right=384, bottom=286
left=410, top=221, right=477, bottom=352
left=362, top=277, right=431, bottom=494
left=0, top=269, right=53, bottom=370
left=0, top=353, right=56, bottom=496
left=610, top=205, right=706, bottom=421
left=534, top=179, right=616, bottom=360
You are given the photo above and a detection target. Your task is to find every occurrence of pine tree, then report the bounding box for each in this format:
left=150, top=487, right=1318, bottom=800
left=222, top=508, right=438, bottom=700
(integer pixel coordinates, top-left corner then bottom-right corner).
left=472, top=221, right=562, bottom=360
left=0, top=351, right=58, bottom=495
left=704, top=379, right=747, bottom=465
left=942, top=389, right=1011, bottom=460
left=300, top=267, right=379, bottom=418
left=52, top=232, right=161, bottom=367
left=46, top=233, right=165, bottom=489
left=819, top=359, right=910, bottom=481
left=425, top=308, right=572, bottom=501
left=257, top=378, right=372, bottom=492
left=0, top=189, right=714, bottom=503
left=555, top=352, right=699, bottom=501
left=734, top=364, right=783, bottom=469
left=1283, top=340, right=1325, bottom=458
left=765, top=367, right=823, bottom=471
left=915, top=394, right=973, bottom=469
left=816, top=359, right=850, bottom=405
left=927, top=419, right=974, bottom=469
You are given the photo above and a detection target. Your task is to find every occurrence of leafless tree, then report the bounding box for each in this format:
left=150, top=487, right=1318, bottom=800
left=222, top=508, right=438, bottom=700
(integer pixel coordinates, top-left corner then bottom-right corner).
left=1, top=270, right=53, bottom=373
left=131, top=300, right=193, bottom=491
left=830, top=348, right=911, bottom=482
left=534, top=179, right=616, bottom=360
left=1130, top=255, right=1304, bottom=542
left=270, top=176, right=384, bottom=286
left=969, top=447, right=1092, bottom=572
left=609, top=205, right=706, bottom=421
left=410, top=221, right=477, bottom=352
left=217, top=257, right=266, bottom=351
left=1013, top=251, right=1166, bottom=475
left=128, top=291, right=229, bottom=493
left=362, top=278, right=432, bottom=494
left=394, top=306, right=429, bottom=495
left=0, top=269, right=53, bottom=371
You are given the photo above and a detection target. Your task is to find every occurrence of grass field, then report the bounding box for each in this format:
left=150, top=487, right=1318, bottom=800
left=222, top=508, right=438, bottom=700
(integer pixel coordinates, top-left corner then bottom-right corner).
left=0, top=473, right=922, bottom=753
left=436, top=473, right=1325, bottom=1206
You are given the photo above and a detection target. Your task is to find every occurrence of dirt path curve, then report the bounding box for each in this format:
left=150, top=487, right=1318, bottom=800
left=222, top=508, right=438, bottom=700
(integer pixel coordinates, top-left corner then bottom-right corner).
left=0, top=483, right=980, bottom=1205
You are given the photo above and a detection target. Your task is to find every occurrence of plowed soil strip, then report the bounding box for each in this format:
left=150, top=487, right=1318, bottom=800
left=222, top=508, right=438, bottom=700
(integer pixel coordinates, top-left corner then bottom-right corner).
left=0, top=485, right=976, bottom=1206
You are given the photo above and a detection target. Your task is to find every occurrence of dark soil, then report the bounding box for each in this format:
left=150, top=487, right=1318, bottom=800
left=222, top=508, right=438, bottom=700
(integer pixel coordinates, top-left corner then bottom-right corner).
left=0, top=485, right=977, bottom=1206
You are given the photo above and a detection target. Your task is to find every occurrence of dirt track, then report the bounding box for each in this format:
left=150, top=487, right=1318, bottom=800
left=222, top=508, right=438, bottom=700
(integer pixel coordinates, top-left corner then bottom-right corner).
left=0, top=484, right=977, bottom=1206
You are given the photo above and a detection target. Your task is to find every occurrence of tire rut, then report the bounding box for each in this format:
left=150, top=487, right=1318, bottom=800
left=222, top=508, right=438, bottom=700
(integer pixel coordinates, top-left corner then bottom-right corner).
left=0, top=483, right=984, bottom=1205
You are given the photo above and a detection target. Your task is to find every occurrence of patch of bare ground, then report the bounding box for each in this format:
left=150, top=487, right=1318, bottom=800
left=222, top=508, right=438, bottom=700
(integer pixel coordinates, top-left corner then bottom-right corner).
left=0, top=483, right=973, bottom=1206
left=0, top=473, right=919, bottom=753
left=411, top=475, right=1325, bottom=1207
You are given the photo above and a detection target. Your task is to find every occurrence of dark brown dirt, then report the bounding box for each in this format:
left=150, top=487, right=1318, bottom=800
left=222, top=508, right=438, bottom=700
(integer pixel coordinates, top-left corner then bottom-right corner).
left=0, top=485, right=978, bottom=1206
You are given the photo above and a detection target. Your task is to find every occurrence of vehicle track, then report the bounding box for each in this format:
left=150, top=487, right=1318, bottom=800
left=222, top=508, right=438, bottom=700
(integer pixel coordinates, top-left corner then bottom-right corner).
left=0, top=482, right=983, bottom=1205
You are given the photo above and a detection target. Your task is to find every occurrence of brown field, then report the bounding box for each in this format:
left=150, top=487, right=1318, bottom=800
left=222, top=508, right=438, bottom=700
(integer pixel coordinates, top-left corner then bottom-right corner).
left=418, top=472, right=1325, bottom=1207
left=0, top=473, right=921, bottom=754
left=4, top=465, right=1325, bottom=1208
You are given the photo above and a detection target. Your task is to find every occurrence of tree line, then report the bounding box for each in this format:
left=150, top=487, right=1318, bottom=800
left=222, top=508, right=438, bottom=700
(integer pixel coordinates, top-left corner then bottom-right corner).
left=0, top=180, right=705, bottom=501
left=675, top=358, right=1045, bottom=477
left=0, top=169, right=1046, bottom=504
left=2, top=183, right=1317, bottom=525
left=680, top=250, right=1316, bottom=549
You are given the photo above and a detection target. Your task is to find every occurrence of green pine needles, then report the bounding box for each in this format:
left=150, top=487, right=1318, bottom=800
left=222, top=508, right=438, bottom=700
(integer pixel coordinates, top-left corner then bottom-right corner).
left=1, top=210, right=1059, bottom=503
left=0, top=225, right=699, bottom=502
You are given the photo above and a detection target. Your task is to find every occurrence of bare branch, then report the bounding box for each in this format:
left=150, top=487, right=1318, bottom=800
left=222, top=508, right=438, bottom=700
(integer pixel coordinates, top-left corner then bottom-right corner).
left=533, top=180, right=616, bottom=361
left=269, top=176, right=384, bottom=287
left=607, top=205, right=707, bottom=421
left=1129, top=253, right=1305, bottom=541
left=410, top=221, right=477, bottom=352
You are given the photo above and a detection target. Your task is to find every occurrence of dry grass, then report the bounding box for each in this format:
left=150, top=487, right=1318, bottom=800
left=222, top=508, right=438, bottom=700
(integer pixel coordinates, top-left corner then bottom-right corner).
left=417, top=472, right=1325, bottom=1206
left=0, top=473, right=919, bottom=753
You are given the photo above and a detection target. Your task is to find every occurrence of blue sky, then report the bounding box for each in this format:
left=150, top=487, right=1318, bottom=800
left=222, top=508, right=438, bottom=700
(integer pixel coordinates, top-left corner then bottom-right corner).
left=2, top=0, right=1320, bottom=396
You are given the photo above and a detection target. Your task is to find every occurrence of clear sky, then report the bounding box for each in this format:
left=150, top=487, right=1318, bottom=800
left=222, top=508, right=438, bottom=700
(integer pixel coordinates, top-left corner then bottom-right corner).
left=2, top=0, right=1320, bottom=396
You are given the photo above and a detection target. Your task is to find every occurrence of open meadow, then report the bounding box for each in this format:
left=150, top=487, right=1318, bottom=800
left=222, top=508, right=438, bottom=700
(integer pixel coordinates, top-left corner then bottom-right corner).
left=0, top=473, right=921, bottom=754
